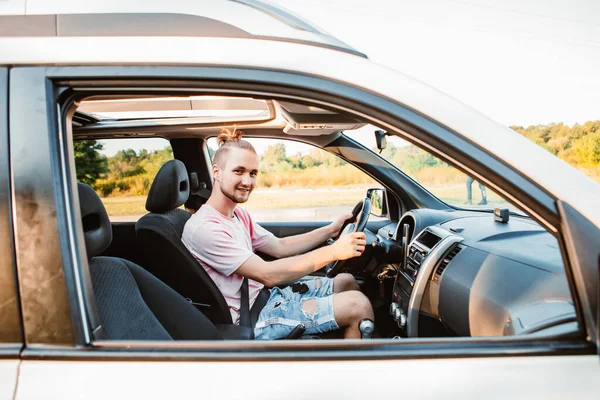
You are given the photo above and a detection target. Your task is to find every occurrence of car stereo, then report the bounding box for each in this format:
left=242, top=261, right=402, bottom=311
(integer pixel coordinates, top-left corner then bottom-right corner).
left=404, top=229, right=442, bottom=279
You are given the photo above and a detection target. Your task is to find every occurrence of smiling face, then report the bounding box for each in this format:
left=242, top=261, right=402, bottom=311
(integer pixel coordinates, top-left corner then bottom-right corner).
left=213, top=147, right=259, bottom=204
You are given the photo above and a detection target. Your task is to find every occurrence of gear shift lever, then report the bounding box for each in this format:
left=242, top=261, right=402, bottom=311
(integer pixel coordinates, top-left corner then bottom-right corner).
left=358, top=318, right=375, bottom=339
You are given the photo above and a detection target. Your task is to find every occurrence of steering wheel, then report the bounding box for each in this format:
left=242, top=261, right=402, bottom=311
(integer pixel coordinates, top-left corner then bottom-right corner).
left=326, top=198, right=372, bottom=278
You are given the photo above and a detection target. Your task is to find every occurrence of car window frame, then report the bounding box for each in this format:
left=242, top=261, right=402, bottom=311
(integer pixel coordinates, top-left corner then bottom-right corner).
left=14, top=65, right=595, bottom=360
left=0, top=66, right=23, bottom=355
left=9, top=67, right=90, bottom=347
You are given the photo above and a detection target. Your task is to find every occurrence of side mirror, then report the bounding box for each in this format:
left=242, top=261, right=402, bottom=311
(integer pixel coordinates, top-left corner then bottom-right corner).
left=366, top=188, right=387, bottom=217
left=374, top=130, right=387, bottom=152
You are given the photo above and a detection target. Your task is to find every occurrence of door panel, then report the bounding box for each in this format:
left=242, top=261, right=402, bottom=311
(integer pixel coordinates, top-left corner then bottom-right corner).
left=15, top=355, right=600, bottom=400
left=0, top=361, right=18, bottom=400
left=15, top=63, right=596, bottom=400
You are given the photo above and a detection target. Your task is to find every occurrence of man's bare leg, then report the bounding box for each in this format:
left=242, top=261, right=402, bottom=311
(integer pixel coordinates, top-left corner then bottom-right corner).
left=331, top=291, right=374, bottom=338
left=332, top=273, right=360, bottom=293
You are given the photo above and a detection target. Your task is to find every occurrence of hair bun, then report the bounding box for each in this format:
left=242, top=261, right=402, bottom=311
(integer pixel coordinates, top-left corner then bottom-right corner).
left=217, top=128, right=244, bottom=147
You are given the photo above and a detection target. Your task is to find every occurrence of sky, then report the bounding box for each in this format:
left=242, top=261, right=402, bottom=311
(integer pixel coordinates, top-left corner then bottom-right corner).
left=272, top=0, right=600, bottom=128
left=68, top=0, right=599, bottom=156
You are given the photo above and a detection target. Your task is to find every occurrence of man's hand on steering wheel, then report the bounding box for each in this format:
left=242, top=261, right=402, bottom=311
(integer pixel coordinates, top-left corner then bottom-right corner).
left=331, top=232, right=367, bottom=261
left=328, top=212, right=354, bottom=239
left=330, top=201, right=365, bottom=240
left=326, top=198, right=372, bottom=277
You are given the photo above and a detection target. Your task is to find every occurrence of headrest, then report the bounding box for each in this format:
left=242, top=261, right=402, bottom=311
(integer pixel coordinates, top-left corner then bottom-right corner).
left=78, top=183, right=112, bottom=258
left=145, top=160, right=190, bottom=213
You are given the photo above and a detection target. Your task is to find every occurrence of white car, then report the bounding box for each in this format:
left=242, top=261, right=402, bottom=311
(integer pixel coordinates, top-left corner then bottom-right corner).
left=0, top=1, right=598, bottom=399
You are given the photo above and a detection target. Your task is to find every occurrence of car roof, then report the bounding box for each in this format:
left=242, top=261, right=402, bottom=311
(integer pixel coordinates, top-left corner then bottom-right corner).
left=0, top=0, right=366, bottom=57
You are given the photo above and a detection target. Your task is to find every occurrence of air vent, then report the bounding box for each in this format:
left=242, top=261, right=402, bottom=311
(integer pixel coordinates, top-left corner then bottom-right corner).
left=434, top=245, right=462, bottom=282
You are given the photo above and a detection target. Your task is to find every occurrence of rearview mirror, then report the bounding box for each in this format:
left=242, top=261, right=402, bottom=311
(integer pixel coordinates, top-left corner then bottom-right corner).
left=374, top=130, right=387, bottom=152
left=367, top=188, right=387, bottom=217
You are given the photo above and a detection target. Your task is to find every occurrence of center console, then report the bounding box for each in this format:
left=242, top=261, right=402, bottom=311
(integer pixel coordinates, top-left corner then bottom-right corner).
left=390, top=226, right=462, bottom=336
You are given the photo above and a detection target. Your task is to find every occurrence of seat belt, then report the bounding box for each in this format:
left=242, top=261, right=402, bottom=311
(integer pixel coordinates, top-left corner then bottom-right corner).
left=235, top=211, right=304, bottom=339
left=240, top=277, right=251, bottom=329
left=240, top=279, right=274, bottom=331
left=236, top=210, right=260, bottom=335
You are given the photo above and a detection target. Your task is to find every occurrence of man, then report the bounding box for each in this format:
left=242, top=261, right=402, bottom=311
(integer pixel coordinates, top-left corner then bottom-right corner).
left=466, top=176, right=487, bottom=205
left=182, top=129, right=374, bottom=339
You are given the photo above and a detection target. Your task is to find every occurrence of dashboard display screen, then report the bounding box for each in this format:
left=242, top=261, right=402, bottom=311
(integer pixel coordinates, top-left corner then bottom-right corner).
left=417, top=230, right=441, bottom=249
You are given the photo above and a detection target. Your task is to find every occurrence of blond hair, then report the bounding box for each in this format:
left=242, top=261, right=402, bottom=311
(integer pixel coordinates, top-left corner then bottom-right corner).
left=212, top=128, right=257, bottom=167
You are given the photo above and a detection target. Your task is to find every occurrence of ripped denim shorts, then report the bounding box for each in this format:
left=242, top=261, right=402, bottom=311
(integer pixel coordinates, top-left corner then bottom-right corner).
left=253, top=276, right=339, bottom=340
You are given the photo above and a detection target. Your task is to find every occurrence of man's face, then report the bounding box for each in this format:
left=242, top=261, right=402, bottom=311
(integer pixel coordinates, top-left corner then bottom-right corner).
left=214, top=147, right=259, bottom=204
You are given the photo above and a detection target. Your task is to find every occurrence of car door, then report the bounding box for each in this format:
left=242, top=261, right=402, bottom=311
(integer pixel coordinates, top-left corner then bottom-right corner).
left=0, top=67, right=22, bottom=400
left=10, top=57, right=600, bottom=399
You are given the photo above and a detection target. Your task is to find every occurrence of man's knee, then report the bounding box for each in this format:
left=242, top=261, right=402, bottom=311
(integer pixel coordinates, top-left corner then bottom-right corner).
left=333, top=273, right=359, bottom=292
left=335, top=291, right=373, bottom=321
left=351, top=292, right=373, bottom=318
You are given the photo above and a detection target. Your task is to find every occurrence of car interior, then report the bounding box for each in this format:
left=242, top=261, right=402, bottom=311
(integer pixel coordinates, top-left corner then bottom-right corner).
left=69, top=93, right=579, bottom=341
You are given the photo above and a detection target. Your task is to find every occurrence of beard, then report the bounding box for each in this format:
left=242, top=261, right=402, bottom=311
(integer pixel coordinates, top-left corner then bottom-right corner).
left=220, top=183, right=252, bottom=204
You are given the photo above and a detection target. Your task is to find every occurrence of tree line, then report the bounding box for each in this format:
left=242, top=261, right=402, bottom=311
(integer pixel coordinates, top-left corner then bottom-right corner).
left=75, top=141, right=173, bottom=196
left=75, top=120, right=600, bottom=196
left=510, top=121, right=600, bottom=168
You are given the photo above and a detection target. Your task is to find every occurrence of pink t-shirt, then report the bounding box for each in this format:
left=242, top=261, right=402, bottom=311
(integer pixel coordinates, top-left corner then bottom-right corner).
left=181, top=204, right=275, bottom=324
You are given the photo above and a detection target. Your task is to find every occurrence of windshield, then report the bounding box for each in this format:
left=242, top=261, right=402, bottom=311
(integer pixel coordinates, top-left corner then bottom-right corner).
left=344, top=126, right=523, bottom=214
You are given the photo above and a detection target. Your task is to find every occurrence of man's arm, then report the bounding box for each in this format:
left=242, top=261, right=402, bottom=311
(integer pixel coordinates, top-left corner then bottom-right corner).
left=258, top=212, right=353, bottom=259
left=237, top=232, right=366, bottom=287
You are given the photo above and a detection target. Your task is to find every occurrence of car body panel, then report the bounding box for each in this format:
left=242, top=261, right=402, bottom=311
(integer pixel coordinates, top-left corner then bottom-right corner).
left=0, top=360, right=18, bottom=400
left=14, top=355, right=600, bottom=399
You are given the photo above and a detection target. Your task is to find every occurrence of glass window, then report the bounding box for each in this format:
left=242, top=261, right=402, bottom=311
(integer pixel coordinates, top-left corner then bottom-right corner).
left=74, top=138, right=173, bottom=222
left=207, top=137, right=379, bottom=222
left=345, top=126, right=521, bottom=213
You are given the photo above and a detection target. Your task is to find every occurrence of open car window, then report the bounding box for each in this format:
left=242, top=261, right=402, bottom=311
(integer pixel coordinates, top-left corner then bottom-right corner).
left=58, top=87, right=578, bottom=347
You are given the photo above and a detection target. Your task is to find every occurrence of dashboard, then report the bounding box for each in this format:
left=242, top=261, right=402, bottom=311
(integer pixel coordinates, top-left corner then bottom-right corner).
left=377, top=209, right=577, bottom=338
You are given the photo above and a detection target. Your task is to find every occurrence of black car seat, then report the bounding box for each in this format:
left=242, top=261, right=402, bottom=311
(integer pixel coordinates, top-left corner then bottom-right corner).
left=135, top=160, right=232, bottom=324
left=78, top=182, right=223, bottom=341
